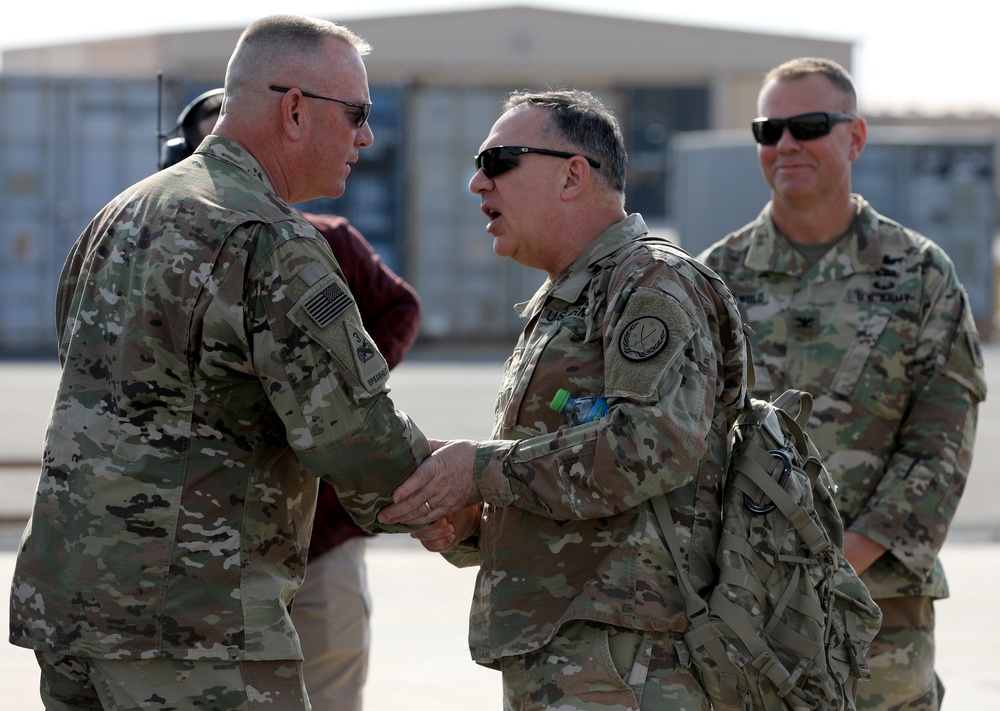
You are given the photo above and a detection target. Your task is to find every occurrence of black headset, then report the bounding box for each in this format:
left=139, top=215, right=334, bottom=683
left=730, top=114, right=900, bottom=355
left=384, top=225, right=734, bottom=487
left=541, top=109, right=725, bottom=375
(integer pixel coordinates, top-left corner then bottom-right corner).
left=158, top=87, right=225, bottom=170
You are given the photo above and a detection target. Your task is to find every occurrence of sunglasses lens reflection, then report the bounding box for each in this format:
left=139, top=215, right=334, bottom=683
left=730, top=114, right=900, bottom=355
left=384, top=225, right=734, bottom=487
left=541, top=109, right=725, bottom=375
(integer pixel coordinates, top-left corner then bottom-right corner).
left=753, top=121, right=782, bottom=145
left=753, top=113, right=844, bottom=145
left=476, top=148, right=518, bottom=179
left=790, top=116, right=829, bottom=141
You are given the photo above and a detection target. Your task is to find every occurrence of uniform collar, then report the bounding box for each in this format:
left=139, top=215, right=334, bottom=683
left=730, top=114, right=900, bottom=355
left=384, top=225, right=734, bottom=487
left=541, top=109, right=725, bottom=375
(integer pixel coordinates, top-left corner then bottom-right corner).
left=194, top=135, right=276, bottom=195
left=744, top=195, right=884, bottom=276
left=552, top=213, right=648, bottom=299
left=515, top=214, right=648, bottom=316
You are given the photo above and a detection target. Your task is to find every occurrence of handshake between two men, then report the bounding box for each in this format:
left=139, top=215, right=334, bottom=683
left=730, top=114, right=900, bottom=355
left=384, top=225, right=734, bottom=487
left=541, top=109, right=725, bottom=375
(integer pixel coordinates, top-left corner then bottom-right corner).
left=378, top=439, right=483, bottom=553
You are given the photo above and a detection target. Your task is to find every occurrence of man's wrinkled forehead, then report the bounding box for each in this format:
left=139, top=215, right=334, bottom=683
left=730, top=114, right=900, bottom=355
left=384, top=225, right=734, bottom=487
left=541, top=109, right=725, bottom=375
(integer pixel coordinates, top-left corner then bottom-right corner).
left=479, top=105, right=545, bottom=152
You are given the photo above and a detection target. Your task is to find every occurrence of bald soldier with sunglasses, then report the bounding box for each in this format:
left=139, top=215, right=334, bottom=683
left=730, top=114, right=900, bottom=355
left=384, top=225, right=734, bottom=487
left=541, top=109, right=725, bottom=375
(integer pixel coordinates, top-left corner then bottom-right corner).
left=379, top=89, right=747, bottom=710
left=699, top=57, right=987, bottom=711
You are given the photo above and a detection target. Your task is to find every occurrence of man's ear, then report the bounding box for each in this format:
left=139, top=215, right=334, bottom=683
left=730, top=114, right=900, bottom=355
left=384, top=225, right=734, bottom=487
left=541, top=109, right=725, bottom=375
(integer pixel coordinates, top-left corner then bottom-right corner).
left=277, top=90, right=305, bottom=140
left=848, top=116, right=868, bottom=163
left=559, top=155, right=590, bottom=201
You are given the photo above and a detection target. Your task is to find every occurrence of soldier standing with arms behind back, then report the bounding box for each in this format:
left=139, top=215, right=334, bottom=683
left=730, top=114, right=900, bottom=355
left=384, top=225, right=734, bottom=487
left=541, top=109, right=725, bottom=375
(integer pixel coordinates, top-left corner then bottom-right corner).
left=699, top=57, right=987, bottom=710
left=9, top=15, right=429, bottom=710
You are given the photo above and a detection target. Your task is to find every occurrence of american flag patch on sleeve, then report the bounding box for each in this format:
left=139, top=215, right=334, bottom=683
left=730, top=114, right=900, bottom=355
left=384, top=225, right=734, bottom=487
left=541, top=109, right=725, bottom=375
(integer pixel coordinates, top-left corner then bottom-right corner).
left=304, top=282, right=353, bottom=327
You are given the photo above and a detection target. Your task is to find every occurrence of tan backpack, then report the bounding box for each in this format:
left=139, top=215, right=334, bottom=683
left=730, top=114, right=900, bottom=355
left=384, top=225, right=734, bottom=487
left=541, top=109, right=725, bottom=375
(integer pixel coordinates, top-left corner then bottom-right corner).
left=653, top=337, right=883, bottom=710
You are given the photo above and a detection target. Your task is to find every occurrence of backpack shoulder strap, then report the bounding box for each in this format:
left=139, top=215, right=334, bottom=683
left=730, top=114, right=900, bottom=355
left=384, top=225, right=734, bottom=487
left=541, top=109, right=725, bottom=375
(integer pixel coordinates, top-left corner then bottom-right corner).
left=650, top=495, right=703, bottom=605
left=650, top=493, right=755, bottom=700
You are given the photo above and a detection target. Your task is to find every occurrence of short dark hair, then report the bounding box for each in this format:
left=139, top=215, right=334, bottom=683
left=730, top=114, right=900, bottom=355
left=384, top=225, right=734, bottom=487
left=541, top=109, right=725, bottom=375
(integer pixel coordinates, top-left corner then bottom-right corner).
left=762, top=57, right=858, bottom=112
left=503, top=89, right=627, bottom=194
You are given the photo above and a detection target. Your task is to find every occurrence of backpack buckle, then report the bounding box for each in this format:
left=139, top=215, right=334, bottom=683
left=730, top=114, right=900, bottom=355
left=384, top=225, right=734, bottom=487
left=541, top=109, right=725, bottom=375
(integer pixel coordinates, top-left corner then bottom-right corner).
left=744, top=450, right=792, bottom=514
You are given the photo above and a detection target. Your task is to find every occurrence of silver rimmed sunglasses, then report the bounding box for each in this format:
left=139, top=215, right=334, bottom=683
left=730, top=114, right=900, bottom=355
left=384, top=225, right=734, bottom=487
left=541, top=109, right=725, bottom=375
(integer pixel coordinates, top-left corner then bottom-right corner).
left=269, top=85, right=371, bottom=128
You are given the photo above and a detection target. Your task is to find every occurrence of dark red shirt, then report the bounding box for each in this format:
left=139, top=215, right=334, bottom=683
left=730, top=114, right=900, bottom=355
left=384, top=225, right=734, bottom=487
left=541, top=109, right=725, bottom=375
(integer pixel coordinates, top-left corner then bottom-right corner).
left=300, top=212, right=421, bottom=560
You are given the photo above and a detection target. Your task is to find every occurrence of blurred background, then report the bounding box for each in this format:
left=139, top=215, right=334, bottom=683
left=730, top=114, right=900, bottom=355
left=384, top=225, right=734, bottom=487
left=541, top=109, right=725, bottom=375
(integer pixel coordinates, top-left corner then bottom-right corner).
left=1, top=1, right=998, bottom=355
left=2, top=4, right=1000, bottom=706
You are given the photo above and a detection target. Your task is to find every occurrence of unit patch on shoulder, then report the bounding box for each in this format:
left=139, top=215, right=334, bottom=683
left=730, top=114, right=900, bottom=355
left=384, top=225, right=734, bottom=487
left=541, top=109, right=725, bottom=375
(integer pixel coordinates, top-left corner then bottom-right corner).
left=605, top=282, right=692, bottom=401
left=354, top=331, right=377, bottom=364
left=619, top=316, right=668, bottom=362
left=347, top=323, right=389, bottom=393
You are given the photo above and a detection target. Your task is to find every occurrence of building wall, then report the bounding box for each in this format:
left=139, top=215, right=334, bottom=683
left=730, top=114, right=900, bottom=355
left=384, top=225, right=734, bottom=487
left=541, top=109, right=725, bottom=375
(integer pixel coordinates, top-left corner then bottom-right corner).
left=0, top=7, right=857, bottom=352
left=2, top=7, right=852, bottom=134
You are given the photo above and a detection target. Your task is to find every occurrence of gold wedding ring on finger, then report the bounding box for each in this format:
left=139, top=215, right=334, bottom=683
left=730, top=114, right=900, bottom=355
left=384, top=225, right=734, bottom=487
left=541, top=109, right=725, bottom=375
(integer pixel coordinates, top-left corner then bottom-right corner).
left=424, top=501, right=432, bottom=513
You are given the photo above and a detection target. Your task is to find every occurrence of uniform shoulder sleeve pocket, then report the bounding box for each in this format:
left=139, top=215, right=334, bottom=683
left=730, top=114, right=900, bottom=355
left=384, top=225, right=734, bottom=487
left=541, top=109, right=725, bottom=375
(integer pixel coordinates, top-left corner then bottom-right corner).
left=941, top=296, right=987, bottom=403
left=605, top=275, right=693, bottom=401
left=286, top=263, right=390, bottom=400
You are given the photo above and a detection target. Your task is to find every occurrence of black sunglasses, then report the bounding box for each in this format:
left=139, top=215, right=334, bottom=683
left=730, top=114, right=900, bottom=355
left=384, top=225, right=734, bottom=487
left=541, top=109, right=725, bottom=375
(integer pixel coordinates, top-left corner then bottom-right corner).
left=269, top=85, right=371, bottom=128
left=474, top=146, right=601, bottom=179
left=751, top=112, right=855, bottom=145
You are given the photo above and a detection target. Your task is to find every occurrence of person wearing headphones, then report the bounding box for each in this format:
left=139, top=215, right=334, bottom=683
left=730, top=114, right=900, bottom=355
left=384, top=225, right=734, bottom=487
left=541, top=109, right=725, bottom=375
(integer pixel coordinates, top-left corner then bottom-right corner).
left=158, top=87, right=225, bottom=170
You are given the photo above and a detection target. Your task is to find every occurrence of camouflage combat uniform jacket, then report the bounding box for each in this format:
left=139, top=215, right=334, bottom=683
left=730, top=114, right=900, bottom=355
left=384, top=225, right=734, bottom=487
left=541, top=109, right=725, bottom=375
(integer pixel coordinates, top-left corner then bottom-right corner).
left=450, top=214, right=746, bottom=666
left=9, top=136, right=429, bottom=661
left=699, top=196, right=987, bottom=600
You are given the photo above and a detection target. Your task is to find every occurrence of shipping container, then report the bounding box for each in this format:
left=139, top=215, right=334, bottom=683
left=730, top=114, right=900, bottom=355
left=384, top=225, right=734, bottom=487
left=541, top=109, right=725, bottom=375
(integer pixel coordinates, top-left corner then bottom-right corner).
left=407, top=87, right=543, bottom=341
left=0, top=76, right=160, bottom=355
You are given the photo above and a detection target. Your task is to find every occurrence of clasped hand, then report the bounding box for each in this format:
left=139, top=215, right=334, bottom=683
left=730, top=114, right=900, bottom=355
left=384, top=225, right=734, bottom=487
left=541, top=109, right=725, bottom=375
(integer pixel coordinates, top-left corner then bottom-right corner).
left=378, top=439, right=482, bottom=550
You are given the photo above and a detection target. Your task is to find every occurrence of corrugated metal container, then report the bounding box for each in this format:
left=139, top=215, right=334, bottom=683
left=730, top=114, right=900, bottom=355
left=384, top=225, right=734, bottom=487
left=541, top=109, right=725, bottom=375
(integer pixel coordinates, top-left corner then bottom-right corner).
left=669, top=129, right=769, bottom=253
left=670, top=127, right=997, bottom=335
left=407, top=88, right=543, bottom=341
left=296, top=87, right=408, bottom=276
left=0, top=76, right=160, bottom=355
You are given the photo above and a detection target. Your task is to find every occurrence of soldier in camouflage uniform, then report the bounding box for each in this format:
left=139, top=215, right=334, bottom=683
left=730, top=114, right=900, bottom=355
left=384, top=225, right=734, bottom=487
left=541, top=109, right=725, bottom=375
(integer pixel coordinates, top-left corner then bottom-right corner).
left=698, top=57, right=987, bottom=711
left=378, top=90, right=747, bottom=710
left=9, top=15, right=429, bottom=711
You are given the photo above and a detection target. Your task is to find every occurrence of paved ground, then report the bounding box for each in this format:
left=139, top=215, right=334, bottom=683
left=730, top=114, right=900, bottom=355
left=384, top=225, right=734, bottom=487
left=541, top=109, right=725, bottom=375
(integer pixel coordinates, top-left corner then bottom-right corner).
left=2, top=340, right=999, bottom=709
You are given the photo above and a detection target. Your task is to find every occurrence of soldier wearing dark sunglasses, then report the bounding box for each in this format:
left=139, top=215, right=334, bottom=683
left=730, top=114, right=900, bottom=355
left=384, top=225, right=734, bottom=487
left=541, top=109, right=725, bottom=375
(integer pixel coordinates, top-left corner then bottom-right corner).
left=378, top=88, right=746, bottom=710
left=700, top=57, right=986, bottom=711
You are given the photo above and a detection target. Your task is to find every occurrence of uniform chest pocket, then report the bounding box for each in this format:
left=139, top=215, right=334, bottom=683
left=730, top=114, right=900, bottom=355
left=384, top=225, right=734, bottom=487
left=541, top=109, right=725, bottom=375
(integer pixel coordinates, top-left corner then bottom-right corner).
left=497, top=317, right=604, bottom=437
left=829, top=307, right=909, bottom=421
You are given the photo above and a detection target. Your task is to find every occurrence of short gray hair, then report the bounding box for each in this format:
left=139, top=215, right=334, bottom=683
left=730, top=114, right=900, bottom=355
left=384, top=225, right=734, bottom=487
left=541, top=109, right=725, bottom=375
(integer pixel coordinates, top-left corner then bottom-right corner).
left=226, top=15, right=371, bottom=96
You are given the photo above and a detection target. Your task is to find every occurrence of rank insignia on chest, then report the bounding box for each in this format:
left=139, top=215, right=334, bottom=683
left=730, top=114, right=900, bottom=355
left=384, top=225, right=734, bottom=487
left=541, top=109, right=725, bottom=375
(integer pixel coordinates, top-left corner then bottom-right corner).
left=791, top=309, right=821, bottom=338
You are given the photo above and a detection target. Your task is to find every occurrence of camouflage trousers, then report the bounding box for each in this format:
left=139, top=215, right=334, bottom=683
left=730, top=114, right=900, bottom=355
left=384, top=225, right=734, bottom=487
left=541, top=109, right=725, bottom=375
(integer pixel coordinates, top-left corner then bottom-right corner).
left=35, top=652, right=309, bottom=710
left=498, top=619, right=710, bottom=711
left=857, top=596, right=942, bottom=711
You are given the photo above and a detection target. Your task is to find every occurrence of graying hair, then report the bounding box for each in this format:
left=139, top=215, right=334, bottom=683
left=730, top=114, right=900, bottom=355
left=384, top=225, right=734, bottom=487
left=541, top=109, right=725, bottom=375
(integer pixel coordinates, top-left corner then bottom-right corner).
left=504, top=89, right=627, bottom=194
left=226, top=15, right=371, bottom=96
left=236, top=14, right=370, bottom=56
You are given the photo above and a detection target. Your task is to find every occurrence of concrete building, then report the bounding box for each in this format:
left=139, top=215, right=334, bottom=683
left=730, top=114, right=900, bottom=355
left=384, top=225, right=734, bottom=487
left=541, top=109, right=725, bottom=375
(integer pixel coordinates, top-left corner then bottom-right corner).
left=1, top=5, right=857, bottom=351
